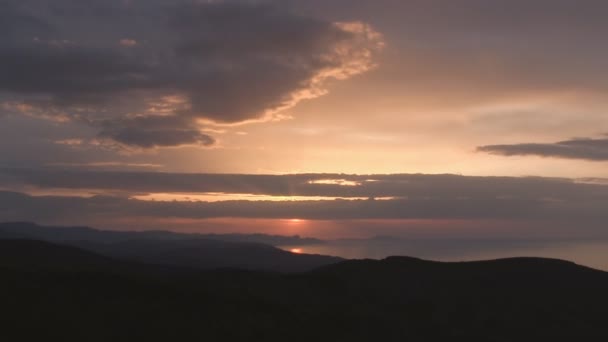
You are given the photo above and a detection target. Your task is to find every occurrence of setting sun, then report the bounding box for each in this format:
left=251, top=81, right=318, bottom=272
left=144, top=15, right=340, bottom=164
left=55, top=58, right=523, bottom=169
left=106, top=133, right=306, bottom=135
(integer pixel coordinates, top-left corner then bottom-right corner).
left=290, top=248, right=303, bottom=254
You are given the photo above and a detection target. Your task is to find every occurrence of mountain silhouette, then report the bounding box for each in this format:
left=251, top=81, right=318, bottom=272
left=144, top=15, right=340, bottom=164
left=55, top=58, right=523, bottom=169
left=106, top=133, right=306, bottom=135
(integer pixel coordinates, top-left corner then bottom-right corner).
left=0, top=239, right=124, bottom=271
left=2, top=238, right=608, bottom=341
left=0, top=221, right=321, bottom=245
left=0, top=222, right=341, bottom=272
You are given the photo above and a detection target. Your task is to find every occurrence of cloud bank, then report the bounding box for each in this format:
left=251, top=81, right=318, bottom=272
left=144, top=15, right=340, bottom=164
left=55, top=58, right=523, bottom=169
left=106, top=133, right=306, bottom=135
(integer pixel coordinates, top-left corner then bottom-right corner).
left=478, top=136, right=608, bottom=161
left=0, top=0, right=382, bottom=149
left=3, top=169, right=607, bottom=199
left=1, top=170, right=607, bottom=237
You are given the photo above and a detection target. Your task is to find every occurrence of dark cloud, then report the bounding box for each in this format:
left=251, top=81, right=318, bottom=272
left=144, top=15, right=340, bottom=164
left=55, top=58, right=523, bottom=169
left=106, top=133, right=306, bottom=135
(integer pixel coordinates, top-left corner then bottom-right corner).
left=0, top=0, right=382, bottom=148
left=0, top=190, right=544, bottom=221
left=1, top=169, right=607, bottom=201
left=2, top=170, right=607, bottom=237
left=0, top=44, right=147, bottom=99
left=97, top=115, right=214, bottom=149
left=478, top=136, right=608, bottom=161
left=0, top=185, right=606, bottom=231
left=0, top=2, right=51, bottom=41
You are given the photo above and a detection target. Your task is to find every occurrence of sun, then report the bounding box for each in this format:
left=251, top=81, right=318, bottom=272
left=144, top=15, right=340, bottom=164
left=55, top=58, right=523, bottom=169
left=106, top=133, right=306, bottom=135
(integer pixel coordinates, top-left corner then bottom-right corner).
left=289, top=219, right=303, bottom=223
left=290, top=248, right=303, bottom=254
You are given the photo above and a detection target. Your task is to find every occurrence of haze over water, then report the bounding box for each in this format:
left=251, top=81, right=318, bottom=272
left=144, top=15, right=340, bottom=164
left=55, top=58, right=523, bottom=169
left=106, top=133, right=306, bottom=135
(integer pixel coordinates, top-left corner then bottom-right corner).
left=281, top=239, right=608, bottom=271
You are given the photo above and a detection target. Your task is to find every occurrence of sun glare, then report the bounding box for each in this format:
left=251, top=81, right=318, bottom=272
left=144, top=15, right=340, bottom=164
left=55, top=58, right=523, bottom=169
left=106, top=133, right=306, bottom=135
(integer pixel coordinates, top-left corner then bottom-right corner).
left=290, top=248, right=303, bottom=254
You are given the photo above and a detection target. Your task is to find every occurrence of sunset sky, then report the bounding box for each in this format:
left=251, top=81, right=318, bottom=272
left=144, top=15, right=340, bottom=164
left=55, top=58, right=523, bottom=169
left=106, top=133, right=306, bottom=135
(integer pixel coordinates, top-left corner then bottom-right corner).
left=1, top=0, right=607, bottom=242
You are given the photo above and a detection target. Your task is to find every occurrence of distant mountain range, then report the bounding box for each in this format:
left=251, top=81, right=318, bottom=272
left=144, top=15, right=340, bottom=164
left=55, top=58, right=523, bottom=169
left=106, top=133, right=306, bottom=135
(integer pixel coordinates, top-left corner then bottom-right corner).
left=0, top=222, right=340, bottom=272
left=1, top=237, right=608, bottom=341
left=0, top=221, right=322, bottom=245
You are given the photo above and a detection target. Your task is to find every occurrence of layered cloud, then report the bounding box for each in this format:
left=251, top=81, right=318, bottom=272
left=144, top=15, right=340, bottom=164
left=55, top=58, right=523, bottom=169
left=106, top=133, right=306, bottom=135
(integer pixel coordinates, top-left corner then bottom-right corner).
left=0, top=169, right=607, bottom=226
left=478, top=135, right=608, bottom=161
left=3, top=168, right=607, bottom=199
left=97, top=115, right=215, bottom=149
left=0, top=0, right=382, bottom=149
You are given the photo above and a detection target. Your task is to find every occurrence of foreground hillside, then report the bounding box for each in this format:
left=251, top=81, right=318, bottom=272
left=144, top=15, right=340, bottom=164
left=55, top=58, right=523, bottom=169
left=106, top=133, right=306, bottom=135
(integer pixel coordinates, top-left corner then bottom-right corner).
left=2, top=239, right=608, bottom=341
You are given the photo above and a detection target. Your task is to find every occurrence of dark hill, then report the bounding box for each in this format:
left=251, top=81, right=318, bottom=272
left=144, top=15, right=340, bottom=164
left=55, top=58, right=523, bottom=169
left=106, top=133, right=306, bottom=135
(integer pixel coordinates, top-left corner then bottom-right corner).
left=2, top=240, right=608, bottom=341
left=78, top=238, right=343, bottom=272
left=0, top=239, right=121, bottom=272
left=0, top=239, right=182, bottom=275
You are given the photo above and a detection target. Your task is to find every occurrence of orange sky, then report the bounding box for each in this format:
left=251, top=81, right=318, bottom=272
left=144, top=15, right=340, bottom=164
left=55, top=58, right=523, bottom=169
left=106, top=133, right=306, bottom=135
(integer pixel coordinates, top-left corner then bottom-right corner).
left=1, top=0, right=608, bottom=242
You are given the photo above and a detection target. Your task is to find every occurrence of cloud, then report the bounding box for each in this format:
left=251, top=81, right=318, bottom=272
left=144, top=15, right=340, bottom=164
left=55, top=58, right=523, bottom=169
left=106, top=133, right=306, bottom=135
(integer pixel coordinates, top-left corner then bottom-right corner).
left=0, top=190, right=545, bottom=221
left=1, top=169, right=607, bottom=202
left=45, top=162, right=163, bottom=169
left=478, top=135, right=608, bottom=161
left=0, top=0, right=382, bottom=149
left=2, top=170, right=607, bottom=237
left=97, top=115, right=215, bottom=149
left=0, top=183, right=606, bottom=234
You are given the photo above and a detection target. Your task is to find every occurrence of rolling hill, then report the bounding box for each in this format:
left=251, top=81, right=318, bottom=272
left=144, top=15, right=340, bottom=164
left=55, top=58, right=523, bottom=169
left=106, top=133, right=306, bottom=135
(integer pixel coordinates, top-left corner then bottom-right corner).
left=1, top=238, right=608, bottom=341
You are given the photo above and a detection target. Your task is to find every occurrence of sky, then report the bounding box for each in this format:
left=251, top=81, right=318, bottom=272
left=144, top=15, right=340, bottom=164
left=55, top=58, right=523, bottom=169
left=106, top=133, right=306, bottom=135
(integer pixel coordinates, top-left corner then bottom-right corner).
left=1, top=0, right=608, bottom=244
